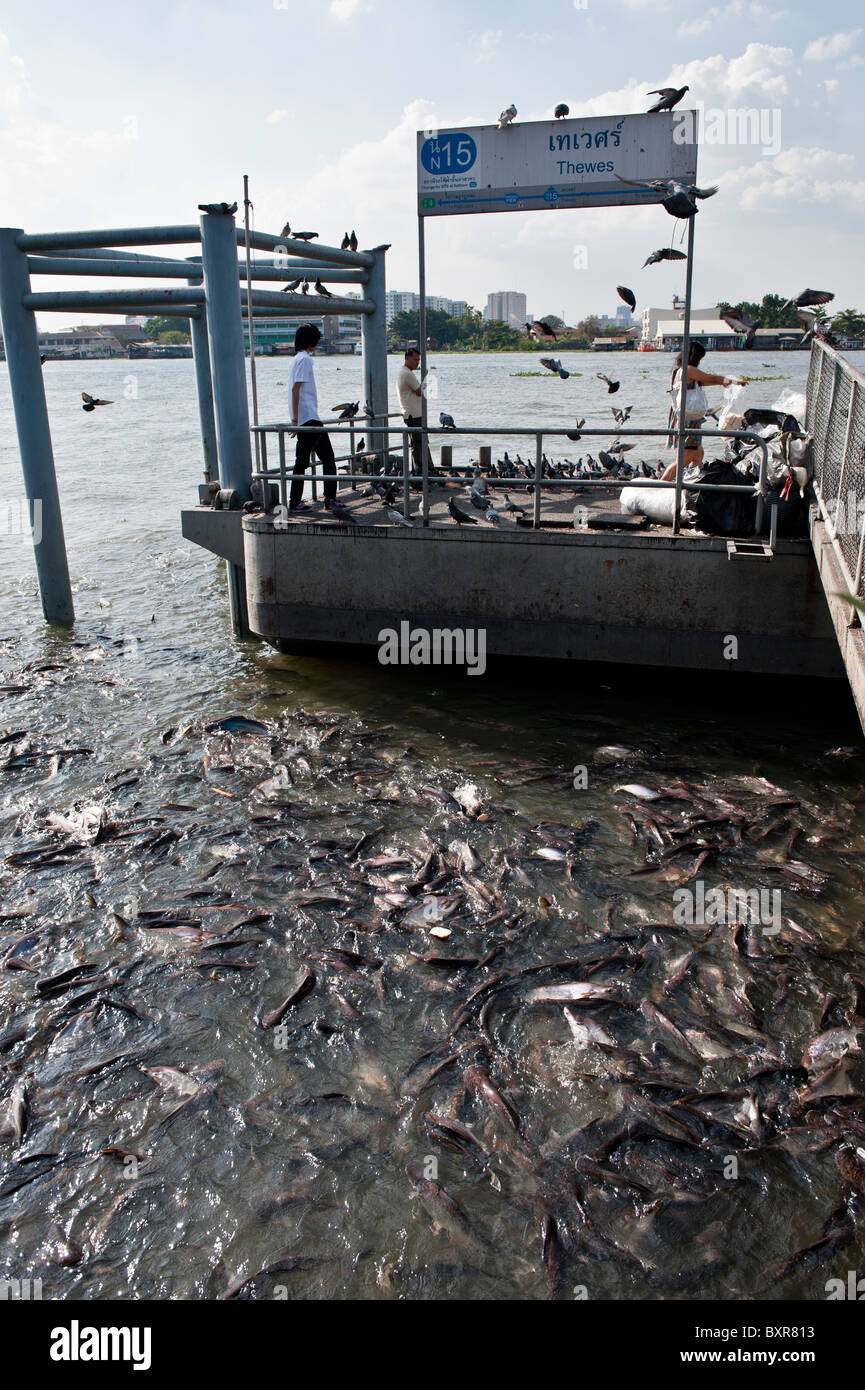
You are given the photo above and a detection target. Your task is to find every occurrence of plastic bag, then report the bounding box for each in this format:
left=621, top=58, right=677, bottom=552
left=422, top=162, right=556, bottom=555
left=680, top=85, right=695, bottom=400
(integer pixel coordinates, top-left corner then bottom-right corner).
left=718, top=382, right=746, bottom=432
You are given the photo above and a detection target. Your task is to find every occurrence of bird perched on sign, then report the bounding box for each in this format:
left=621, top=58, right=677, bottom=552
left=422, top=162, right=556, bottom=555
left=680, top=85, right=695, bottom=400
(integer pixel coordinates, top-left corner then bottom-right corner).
left=439, top=411, right=457, bottom=430
left=497, top=104, right=517, bottom=129
left=780, top=288, right=835, bottom=311
left=596, top=373, right=620, bottom=394
left=448, top=496, right=478, bottom=525
left=301, top=280, right=310, bottom=295
left=554, top=104, right=570, bottom=119
left=642, top=246, right=688, bottom=268
left=540, top=357, right=570, bottom=379
left=293, top=231, right=318, bottom=242
left=282, top=278, right=302, bottom=293
left=616, top=285, right=636, bottom=312
left=198, top=202, right=238, bottom=215
left=349, top=230, right=358, bottom=252
left=314, top=279, right=332, bottom=299
left=280, top=221, right=292, bottom=238
left=617, top=175, right=717, bottom=219
left=647, top=86, right=689, bottom=112
left=340, top=232, right=350, bottom=250
left=81, top=391, right=113, bottom=412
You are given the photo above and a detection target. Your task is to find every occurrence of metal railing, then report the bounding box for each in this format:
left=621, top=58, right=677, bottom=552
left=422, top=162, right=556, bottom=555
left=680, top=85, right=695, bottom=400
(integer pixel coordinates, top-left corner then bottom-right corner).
left=249, top=420, right=770, bottom=533
left=806, top=338, right=865, bottom=600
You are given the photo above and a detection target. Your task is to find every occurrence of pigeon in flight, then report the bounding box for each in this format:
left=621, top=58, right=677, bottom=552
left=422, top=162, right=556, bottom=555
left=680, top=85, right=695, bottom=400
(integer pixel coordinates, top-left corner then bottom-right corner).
left=439, top=412, right=457, bottom=429
left=718, top=303, right=758, bottom=349
left=566, top=417, right=586, bottom=441
left=612, top=405, right=633, bottom=424
left=81, top=392, right=113, bottom=412
left=554, top=104, right=570, bottom=119
left=282, top=278, right=302, bottom=292
left=617, top=175, right=717, bottom=219
left=386, top=505, right=414, bottom=527
left=314, top=279, right=333, bottom=298
left=540, top=357, right=570, bottom=379
left=596, top=372, right=620, bottom=394
left=646, top=86, right=689, bottom=113
left=526, top=320, right=558, bottom=342
left=642, top=247, right=688, bottom=268
left=497, top=105, right=517, bottom=130
left=333, top=402, right=360, bottom=419
left=198, top=202, right=238, bottom=215
left=448, top=496, right=478, bottom=525
left=616, top=286, right=636, bottom=312
left=780, top=288, right=834, bottom=311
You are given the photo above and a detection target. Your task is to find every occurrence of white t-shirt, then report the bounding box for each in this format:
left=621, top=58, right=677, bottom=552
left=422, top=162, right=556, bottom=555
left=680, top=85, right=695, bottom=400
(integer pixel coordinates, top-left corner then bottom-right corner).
left=289, top=350, right=319, bottom=424
left=397, top=365, right=422, bottom=418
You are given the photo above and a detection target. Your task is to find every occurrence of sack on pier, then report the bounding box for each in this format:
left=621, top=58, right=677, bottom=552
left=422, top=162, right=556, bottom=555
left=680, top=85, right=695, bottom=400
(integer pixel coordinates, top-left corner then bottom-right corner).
left=620, top=485, right=688, bottom=525
left=690, top=458, right=755, bottom=538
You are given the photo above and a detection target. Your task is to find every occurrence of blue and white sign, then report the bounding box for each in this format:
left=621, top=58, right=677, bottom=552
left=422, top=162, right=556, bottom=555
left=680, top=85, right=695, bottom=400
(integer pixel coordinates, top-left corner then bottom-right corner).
left=417, top=112, right=697, bottom=217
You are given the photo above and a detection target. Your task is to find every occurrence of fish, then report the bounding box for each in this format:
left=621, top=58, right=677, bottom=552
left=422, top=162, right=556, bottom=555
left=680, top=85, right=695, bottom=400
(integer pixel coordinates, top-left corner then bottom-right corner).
left=406, top=1162, right=488, bottom=1247
left=419, top=1112, right=502, bottom=1190
left=0, top=1080, right=28, bottom=1144
left=801, top=1027, right=858, bottom=1074
left=527, top=981, right=618, bottom=1004
left=258, top=967, right=317, bottom=1028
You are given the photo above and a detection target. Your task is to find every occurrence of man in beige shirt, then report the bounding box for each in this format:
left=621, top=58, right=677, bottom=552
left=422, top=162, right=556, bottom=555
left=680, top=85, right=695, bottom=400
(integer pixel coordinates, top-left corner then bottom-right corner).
left=397, top=347, right=434, bottom=475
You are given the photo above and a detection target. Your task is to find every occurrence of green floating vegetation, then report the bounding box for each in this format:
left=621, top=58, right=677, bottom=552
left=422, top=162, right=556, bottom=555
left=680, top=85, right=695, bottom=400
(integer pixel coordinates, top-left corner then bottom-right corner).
left=510, top=371, right=583, bottom=377
left=742, top=374, right=792, bottom=382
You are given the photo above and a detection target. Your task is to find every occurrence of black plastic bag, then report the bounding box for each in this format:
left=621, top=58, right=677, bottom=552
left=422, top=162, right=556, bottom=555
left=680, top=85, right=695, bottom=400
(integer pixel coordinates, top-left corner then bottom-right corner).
left=690, top=458, right=756, bottom=537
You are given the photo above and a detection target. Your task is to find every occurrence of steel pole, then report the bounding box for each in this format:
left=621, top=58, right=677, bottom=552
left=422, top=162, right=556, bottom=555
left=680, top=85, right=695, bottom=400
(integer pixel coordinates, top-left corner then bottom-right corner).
left=418, top=216, right=429, bottom=525
left=361, top=246, right=388, bottom=472
left=0, top=228, right=74, bottom=624
left=188, top=300, right=218, bottom=485
left=199, top=208, right=253, bottom=637
left=672, top=216, right=696, bottom=535
left=243, top=176, right=261, bottom=472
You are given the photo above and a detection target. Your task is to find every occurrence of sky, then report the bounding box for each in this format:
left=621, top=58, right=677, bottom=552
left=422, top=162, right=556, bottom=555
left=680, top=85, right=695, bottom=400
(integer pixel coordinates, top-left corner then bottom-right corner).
left=1, top=0, right=863, bottom=327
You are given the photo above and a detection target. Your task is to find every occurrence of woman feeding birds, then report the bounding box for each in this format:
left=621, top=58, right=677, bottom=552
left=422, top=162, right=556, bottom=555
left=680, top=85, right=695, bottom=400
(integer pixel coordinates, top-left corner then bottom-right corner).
left=660, top=342, right=745, bottom=480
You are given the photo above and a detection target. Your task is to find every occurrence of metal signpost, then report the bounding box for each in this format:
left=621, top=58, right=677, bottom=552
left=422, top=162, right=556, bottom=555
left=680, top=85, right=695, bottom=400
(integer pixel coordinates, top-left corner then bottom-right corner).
left=416, top=112, right=699, bottom=526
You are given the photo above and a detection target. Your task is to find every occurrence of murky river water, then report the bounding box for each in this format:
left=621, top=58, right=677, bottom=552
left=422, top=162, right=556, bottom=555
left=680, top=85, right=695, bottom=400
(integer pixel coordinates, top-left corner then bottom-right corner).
left=1, top=352, right=864, bottom=1301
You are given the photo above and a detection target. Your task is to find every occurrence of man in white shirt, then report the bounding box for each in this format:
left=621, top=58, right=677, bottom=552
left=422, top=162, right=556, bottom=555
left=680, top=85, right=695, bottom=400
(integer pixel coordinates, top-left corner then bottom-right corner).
left=288, top=323, right=336, bottom=512
left=397, top=346, right=434, bottom=476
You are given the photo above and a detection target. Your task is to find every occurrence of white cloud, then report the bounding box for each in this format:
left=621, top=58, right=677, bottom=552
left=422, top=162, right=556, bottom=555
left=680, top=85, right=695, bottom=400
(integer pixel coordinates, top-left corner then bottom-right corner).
left=264, top=109, right=292, bottom=125
left=329, top=0, right=368, bottom=21
left=474, top=29, right=503, bottom=64
left=723, top=145, right=865, bottom=212
left=678, top=1, right=787, bottom=37
left=803, top=29, right=863, bottom=62
left=837, top=55, right=865, bottom=70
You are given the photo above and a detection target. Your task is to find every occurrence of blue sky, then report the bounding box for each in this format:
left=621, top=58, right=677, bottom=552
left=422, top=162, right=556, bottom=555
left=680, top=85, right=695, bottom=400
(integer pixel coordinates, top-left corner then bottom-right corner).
left=1, top=0, right=863, bottom=324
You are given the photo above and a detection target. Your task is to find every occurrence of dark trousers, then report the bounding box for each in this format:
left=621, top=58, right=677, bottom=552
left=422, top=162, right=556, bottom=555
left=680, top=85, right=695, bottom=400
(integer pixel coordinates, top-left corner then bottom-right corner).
left=290, top=419, right=336, bottom=508
left=405, top=415, right=434, bottom=474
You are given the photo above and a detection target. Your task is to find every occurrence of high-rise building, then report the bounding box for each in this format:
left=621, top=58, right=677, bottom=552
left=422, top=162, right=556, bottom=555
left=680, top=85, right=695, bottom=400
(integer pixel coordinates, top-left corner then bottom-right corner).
left=485, top=291, right=527, bottom=328
left=385, top=292, right=471, bottom=327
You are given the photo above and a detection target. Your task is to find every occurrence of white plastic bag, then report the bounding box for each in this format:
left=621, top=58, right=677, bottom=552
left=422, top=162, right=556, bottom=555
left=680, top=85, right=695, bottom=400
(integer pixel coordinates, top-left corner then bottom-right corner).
left=718, top=382, right=746, bottom=431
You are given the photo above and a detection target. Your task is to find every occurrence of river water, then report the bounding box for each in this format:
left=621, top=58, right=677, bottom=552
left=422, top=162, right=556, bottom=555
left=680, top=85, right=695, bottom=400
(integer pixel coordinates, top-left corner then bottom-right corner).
left=1, top=351, right=864, bottom=1301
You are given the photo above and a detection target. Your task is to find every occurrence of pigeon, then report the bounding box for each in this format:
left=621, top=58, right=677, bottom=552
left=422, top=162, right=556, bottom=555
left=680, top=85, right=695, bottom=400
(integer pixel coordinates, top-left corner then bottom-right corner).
left=386, top=506, right=414, bottom=527
left=282, top=278, right=302, bottom=293
left=718, top=303, right=758, bottom=349
left=374, top=482, right=397, bottom=506
left=612, top=405, right=633, bottom=424
left=616, top=286, right=636, bottom=312
left=780, top=288, right=835, bottom=311
left=501, top=493, right=527, bottom=515
left=554, top=104, right=570, bottom=119
left=642, top=247, right=688, bottom=268
left=280, top=221, right=292, bottom=238
left=596, top=373, right=620, bottom=394
left=439, top=412, right=457, bottom=429
left=448, top=496, right=478, bottom=525
left=81, top=392, right=113, bottom=411
left=529, top=320, right=558, bottom=343
left=485, top=504, right=501, bottom=526
left=314, top=279, right=333, bottom=299
left=470, top=487, right=489, bottom=511
left=646, top=85, right=689, bottom=113
left=198, top=202, right=238, bottom=215
left=301, top=280, right=310, bottom=295
left=616, top=175, right=717, bottom=219
left=540, top=357, right=570, bottom=379
left=333, top=402, right=360, bottom=419
left=606, top=440, right=635, bottom=454
left=340, top=232, right=350, bottom=250
left=328, top=498, right=356, bottom=522
left=497, top=105, right=517, bottom=130
left=566, top=417, right=586, bottom=441
left=349, top=230, right=358, bottom=252
left=293, top=231, right=319, bottom=242
left=363, top=402, right=375, bottom=421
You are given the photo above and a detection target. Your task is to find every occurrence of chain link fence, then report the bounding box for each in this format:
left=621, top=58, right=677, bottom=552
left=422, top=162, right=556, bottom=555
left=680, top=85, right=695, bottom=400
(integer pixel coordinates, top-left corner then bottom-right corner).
left=807, top=339, right=865, bottom=597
